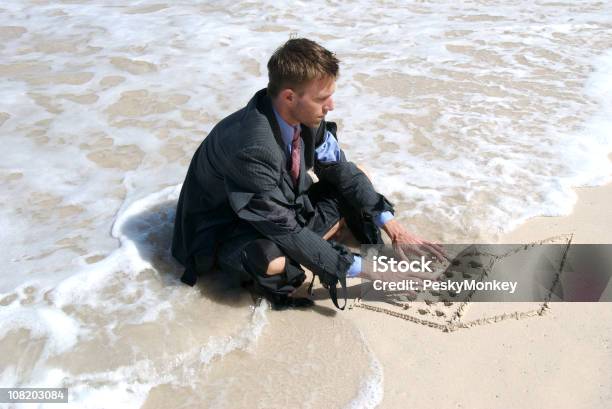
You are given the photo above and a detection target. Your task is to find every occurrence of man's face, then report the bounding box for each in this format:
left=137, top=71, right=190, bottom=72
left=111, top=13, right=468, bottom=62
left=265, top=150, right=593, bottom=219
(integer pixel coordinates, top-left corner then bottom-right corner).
left=291, top=76, right=336, bottom=128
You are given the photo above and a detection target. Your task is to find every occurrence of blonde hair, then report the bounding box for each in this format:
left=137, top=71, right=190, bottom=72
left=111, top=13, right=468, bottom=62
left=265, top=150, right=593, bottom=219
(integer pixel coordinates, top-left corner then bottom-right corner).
left=267, top=38, right=340, bottom=98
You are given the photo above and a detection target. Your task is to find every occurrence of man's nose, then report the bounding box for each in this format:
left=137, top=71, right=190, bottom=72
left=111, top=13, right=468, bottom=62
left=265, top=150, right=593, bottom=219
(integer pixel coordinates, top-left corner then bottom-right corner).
left=324, top=97, right=334, bottom=112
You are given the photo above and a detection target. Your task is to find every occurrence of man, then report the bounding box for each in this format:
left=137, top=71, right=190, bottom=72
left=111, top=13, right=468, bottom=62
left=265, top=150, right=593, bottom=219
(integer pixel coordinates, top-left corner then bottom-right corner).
left=172, top=38, right=443, bottom=309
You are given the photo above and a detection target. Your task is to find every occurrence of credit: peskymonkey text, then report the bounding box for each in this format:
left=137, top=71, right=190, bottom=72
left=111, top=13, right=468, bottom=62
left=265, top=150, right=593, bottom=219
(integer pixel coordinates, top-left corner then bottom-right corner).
left=372, top=279, right=518, bottom=294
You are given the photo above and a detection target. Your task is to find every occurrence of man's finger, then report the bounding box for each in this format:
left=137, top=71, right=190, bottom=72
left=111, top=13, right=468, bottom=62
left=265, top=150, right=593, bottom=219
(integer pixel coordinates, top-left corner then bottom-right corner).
left=401, top=243, right=427, bottom=258
left=431, top=243, right=448, bottom=259
left=394, top=243, right=409, bottom=261
left=394, top=242, right=426, bottom=261
left=426, top=241, right=446, bottom=255
left=422, top=243, right=448, bottom=262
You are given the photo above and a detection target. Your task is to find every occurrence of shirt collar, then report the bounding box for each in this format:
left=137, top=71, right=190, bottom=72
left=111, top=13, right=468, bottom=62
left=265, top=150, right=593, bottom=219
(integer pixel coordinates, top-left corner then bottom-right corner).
left=271, top=104, right=300, bottom=148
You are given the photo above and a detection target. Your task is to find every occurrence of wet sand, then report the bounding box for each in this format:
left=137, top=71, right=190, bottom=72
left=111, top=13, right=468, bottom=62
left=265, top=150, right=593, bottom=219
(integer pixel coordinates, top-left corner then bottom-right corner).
left=502, top=180, right=612, bottom=244
left=334, top=176, right=612, bottom=408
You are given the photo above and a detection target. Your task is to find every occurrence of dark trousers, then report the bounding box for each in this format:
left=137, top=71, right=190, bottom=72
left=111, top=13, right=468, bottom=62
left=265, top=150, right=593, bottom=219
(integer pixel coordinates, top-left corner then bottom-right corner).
left=195, top=181, right=381, bottom=302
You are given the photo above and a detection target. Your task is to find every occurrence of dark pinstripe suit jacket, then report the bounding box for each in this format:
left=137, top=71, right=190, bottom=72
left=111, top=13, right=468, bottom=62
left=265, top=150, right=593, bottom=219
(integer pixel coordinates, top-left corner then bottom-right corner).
left=172, top=88, right=394, bottom=286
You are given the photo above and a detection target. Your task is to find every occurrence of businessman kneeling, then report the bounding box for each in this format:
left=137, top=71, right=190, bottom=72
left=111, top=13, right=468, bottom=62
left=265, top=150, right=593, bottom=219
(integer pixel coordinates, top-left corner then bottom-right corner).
left=171, top=38, right=443, bottom=310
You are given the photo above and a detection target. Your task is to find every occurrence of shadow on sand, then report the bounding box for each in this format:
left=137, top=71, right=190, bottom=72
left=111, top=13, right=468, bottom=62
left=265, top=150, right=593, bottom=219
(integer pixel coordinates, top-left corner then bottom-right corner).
left=119, top=199, right=363, bottom=313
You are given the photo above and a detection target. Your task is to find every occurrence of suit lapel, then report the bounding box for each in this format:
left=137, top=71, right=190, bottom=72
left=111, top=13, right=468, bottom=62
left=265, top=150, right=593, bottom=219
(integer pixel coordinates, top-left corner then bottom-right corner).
left=256, top=90, right=296, bottom=189
left=257, top=89, right=317, bottom=194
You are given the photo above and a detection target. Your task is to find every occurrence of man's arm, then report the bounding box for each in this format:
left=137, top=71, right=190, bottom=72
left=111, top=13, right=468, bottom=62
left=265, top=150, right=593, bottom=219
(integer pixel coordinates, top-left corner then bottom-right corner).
left=313, top=122, right=395, bottom=222
left=313, top=122, right=446, bottom=271
left=225, top=145, right=354, bottom=281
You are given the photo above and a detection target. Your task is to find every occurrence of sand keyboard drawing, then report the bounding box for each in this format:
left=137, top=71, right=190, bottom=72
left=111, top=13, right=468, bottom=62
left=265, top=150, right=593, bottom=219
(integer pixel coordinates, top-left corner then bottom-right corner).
left=351, top=234, right=573, bottom=332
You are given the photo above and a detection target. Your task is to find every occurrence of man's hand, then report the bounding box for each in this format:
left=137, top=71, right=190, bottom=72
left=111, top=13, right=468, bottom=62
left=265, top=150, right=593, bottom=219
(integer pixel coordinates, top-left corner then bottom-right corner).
left=382, top=219, right=447, bottom=279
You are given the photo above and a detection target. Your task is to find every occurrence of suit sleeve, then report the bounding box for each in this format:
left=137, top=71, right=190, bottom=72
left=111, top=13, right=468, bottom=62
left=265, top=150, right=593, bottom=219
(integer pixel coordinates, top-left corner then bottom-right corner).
left=225, top=145, right=353, bottom=279
left=313, top=122, right=395, bottom=219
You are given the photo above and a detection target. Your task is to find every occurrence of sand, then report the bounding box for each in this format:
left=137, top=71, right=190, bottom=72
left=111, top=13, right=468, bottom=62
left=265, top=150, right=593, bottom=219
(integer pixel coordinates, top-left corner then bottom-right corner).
left=342, top=302, right=611, bottom=409
left=328, top=180, right=612, bottom=408
left=502, top=181, right=612, bottom=244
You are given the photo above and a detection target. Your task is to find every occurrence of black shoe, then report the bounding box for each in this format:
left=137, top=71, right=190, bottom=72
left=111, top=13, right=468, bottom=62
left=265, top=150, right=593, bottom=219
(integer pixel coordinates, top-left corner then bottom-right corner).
left=270, top=296, right=315, bottom=310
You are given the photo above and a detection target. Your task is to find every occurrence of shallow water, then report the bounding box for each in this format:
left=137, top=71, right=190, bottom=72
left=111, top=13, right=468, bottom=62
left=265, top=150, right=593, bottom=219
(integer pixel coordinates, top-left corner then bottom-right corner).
left=1, top=0, right=611, bottom=407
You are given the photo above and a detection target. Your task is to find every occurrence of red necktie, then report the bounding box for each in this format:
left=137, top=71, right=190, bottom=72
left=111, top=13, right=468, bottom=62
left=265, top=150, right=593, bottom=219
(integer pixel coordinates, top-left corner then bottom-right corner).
left=290, top=126, right=301, bottom=187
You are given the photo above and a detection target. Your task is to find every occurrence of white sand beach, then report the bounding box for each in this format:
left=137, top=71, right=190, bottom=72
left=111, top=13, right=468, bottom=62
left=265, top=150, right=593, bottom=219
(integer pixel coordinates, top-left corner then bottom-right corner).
left=1, top=1, right=611, bottom=408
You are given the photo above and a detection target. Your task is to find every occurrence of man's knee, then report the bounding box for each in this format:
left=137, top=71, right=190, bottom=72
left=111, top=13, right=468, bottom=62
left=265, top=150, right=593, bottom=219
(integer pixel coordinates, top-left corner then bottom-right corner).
left=241, top=239, right=286, bottom=276
left=266, top=256, right=286, bottom=276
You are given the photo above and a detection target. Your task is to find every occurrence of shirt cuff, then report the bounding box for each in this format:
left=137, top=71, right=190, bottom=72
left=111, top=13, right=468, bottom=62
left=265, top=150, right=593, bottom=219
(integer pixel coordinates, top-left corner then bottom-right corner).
left=374, top=211, right=394, bottom=228
left=346, top=255, right=362, bottom=278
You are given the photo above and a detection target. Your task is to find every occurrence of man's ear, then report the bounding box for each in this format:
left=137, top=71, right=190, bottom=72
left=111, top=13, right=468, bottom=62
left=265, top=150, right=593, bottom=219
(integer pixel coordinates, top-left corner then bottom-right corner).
left=278, top=88, right=295, bottom=104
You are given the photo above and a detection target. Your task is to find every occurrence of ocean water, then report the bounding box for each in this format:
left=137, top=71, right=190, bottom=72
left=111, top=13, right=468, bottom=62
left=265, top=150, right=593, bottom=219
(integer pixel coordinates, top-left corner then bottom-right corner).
left=0, top=0, right=611, bottom=407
